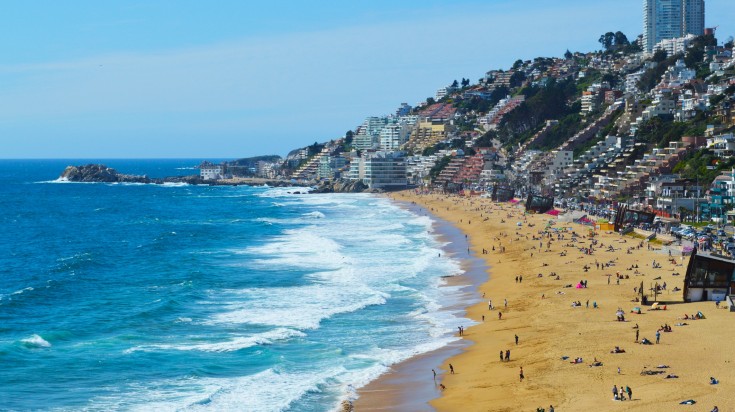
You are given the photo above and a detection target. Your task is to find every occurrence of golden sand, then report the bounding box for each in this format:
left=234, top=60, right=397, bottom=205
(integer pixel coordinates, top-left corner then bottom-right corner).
left=357, top=191, right=735, bottom=411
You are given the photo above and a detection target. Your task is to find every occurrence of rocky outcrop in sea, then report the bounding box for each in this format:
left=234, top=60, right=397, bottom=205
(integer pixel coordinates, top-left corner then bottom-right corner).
left=59, top=164, right=204, bottom=184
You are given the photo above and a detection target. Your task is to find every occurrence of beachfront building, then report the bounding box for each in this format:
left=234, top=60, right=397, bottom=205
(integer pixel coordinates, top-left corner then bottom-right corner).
left=683, top=251, right=735, bottom=302
left=361, top=151, right=407, bottom=190
left=643, top=0, right=705, bottom=53
left=316, top=155, right=347, bottom=180
left=199, top=161, right=225, bottom=180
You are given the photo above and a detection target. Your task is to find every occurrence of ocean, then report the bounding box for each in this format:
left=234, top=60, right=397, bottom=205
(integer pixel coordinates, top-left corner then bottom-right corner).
left=0, top=160, right=475, bottom=411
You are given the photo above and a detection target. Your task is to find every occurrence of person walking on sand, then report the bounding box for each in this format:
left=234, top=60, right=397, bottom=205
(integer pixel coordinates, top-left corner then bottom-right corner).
left=519, top=367, right=524, bottom=382
left=432, top=369, right=436, bottom=380
left=498, top=312, right=503, bottom=320
left=635, top=329, right=639, bottom=342
left=656, top=330, right=661, bottom=344
left=515, top=334, right=519, bottom=345
left=500, top=350, right=504, bottom=361
left=449, top=364, right=454, bottom=374
left=626, top=385, right=632, bottom=400
left=505, top=349, right=510, bottom=361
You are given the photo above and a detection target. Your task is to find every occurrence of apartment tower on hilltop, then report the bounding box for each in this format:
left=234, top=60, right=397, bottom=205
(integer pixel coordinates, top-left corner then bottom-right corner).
left=643, top=0, right=705, bottom=53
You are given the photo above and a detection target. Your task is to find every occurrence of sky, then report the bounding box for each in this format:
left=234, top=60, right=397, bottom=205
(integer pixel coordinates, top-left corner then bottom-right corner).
left=1, top=0, right=733, bottom=159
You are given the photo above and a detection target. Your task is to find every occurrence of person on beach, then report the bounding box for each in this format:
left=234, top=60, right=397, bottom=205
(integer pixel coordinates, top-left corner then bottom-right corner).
left=500, top=350, right=504, bottom=361
left=505, top=349, right=510, bottom=361
left=612, top=384, right=618, bottom=400
left=449, top=364, right=454, bottom=374
left=626, top=385, right=632, bottom=400
left=498, top=312, right=503, bottom=320
left=656, top=330, right=661, bottom=344
left=635, top=329, right=639, bottom=342
left=519, top=367, right=524, bottom=382
left=515, top=334, right=519, bottom=345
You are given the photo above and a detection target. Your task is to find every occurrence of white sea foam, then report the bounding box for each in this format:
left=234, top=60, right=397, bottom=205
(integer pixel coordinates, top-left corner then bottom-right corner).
left=21, top=334, right=51, bottom=348
left=257, top=186, right=313, bottom=198
left=302, top=211, right=325, bottom=219
left=11, top=287, right=34, bottom=296
left=209, top=285, right=388, bottom=330
left=123, top=328, right=305, bottom=354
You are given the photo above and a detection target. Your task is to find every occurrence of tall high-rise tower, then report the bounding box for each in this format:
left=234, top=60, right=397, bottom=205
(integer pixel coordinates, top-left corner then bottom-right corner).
left=682, top=0, right=705, bottom=36
left=643, top=0, right=705, bottom=52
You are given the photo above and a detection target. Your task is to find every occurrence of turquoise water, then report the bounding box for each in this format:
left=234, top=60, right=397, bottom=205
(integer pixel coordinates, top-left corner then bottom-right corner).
left=0, top=160, right=471, bottom=411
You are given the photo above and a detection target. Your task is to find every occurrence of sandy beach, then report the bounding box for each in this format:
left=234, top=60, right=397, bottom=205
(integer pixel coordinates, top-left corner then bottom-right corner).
left=356, top=191, right=734, bottom=411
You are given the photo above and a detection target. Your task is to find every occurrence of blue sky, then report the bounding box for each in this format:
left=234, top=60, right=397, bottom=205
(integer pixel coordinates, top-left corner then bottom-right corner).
left=1, top=0, right=733, bottom=159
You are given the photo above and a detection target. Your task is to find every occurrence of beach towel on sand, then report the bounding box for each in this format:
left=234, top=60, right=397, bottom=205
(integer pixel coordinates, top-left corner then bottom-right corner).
left=679, top=400, right=696, bottom=405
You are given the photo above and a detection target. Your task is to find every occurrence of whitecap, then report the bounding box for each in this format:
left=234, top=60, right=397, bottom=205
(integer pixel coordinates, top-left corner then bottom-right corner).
left=11, top=287, right=34, bottom=296
left=303, top=211, right=325, bottom=219
left=123, top=328, right=305, bottom=354
left=21, top=334, right=51, bottom=348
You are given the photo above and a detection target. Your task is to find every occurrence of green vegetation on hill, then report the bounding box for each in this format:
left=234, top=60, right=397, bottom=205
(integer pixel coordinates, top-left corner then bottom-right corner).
left=429, top=156, right=451, bottom=180
left=228, top=155, right=282, bottom=166
left=672, top=149, right=735, bottom=186
left=497, top=78, right=579, bottom=149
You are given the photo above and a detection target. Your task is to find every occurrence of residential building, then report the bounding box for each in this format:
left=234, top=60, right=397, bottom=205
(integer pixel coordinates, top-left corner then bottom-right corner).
left=362, top=151, right=408, bottom=190
left=654, top=33, right=697, bottom=56
left=199, top=161, right=224, bottom=180
left=706, top=133, right=735, bottom=157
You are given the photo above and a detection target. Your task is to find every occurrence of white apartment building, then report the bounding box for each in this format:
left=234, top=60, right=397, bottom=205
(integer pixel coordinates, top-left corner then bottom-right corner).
left=654, top=33, right=697, bottom=56
left=200, top=162, right=224, bottom=180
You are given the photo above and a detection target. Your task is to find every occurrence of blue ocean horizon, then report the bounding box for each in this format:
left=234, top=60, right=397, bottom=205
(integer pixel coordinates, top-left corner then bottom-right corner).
left=0, top=160, right=474, bottom=411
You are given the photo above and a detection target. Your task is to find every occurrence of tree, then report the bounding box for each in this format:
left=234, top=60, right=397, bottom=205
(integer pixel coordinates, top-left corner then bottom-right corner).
left=614, top=31, right=630, bottom=47
left=598, top=32, right=615, bottom=50
left=451, top=79, right=459, bottom=88
left=512, top=59, right=523, bottom=70
left=426, top=97, right=436, bottom=106
left=564, top=49, right=573, bottom=60
left=652, top=49, right=668, bottom=63
left=601, top=73, right=618, bottom=88
left=461, top=78, right=470, bottom=87
left=345, top=130, right=353, bottom=145
left=509, top=71, right=526, bottom=88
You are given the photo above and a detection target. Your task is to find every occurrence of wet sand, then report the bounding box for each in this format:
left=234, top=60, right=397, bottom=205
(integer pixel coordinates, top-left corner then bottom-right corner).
left=355, top=191, right=735, bottom=411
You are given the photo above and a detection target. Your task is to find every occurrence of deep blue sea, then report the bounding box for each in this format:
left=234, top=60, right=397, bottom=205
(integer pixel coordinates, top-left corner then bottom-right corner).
left=0, top=160, right=472, bottom=411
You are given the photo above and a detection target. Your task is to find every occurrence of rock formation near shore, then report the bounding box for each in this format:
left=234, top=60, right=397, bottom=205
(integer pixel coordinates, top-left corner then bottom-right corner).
left=59, top=164, right=203, bottom=185
left=311, top=179, right=381, bottom=193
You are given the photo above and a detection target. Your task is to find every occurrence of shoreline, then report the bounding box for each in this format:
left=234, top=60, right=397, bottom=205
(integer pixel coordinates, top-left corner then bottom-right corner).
left=357, top=191, right=734, bottom=411
left=352, top=195, right=489, bottom=411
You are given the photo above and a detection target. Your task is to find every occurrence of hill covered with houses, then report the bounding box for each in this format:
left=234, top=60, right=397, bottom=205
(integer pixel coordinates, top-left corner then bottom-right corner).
left=204, top=30, right=735, bottom=221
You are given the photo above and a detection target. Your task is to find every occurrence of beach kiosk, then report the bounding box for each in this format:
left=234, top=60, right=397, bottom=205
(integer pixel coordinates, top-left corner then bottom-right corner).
left=525, top=194, right=554, bottom=214
left=613, top=205, right=656, bottom=232
left=683, top=250, right=735, bottom=302
left=492, top=185, right=515, bottom=202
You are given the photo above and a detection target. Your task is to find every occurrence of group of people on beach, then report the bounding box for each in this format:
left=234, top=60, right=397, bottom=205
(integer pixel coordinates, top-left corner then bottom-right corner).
left=409, top=192, right=727, bottom=410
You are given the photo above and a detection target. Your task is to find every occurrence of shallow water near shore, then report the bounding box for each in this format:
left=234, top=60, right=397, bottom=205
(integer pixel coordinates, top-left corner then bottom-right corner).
left=0, top=160, right=473, bottom=411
